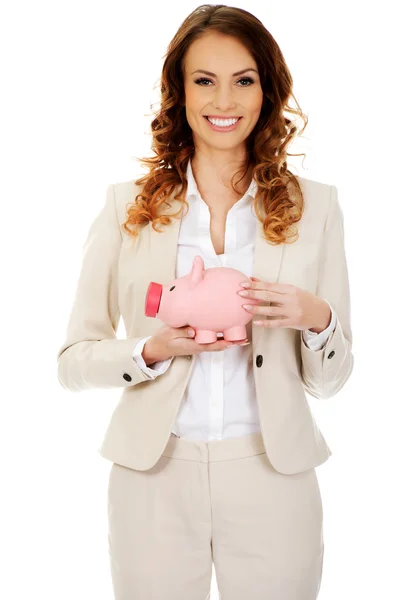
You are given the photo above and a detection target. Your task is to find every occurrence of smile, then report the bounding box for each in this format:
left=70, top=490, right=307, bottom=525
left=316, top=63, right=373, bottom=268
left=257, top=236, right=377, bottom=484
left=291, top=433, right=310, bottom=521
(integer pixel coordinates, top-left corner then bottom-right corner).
left=204, top=116, right=242, bottom=132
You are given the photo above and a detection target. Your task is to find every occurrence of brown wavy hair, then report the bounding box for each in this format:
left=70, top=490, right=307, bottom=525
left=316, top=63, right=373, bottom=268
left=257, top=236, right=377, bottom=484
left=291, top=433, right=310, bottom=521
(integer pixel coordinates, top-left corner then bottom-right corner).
left=122, top=4, right=308, bottom=246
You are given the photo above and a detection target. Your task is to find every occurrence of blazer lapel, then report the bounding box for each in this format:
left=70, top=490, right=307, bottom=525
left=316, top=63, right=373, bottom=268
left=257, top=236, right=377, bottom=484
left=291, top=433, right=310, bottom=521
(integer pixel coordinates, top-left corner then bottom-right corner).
left=147, top=186, right=285, bottom=355
left=251, top=215, right=284, bottom=353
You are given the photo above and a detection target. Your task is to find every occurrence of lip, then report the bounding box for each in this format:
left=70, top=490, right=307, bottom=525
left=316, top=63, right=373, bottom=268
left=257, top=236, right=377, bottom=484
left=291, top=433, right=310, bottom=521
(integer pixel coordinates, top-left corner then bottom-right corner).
left=205, top=115, right=242, bottom=119
left=204, top=116, right=242, bottom=132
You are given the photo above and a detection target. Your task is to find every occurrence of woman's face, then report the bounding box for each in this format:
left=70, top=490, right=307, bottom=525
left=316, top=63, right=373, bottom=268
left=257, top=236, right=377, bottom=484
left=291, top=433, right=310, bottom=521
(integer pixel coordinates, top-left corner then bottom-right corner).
left=182, top=31, right=264, bottom=152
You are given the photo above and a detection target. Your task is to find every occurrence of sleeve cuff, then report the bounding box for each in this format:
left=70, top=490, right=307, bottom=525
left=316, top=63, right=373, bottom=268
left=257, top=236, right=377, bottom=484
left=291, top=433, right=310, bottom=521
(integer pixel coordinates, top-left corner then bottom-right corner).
left=132, top=336, right=173, bottom=378
left=302, top=299, right=337, bottom=351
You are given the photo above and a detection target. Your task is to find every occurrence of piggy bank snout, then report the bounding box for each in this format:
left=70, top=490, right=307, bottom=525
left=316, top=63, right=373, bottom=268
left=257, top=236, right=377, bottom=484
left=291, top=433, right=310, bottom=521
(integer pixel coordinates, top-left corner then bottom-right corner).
left=145, top=282, right=163, bottom=317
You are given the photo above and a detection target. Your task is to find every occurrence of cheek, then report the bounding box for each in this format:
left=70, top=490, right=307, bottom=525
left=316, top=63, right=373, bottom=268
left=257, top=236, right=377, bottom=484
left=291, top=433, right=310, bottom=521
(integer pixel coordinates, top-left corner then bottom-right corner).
left=184, top=85, right=204, bottom=110
left=252, top=102, right=263, bottom=119
left=247, top=89, right=264, bottom=116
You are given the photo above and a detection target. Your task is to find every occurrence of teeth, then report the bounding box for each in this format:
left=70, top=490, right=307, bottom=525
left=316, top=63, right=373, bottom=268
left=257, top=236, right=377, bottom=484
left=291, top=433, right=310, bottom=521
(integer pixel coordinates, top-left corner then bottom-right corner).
left=207, top=117, right=239, bottom=127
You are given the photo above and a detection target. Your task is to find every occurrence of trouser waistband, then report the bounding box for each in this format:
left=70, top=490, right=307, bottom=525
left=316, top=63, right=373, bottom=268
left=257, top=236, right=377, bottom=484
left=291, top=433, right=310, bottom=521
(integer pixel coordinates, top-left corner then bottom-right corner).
left=162, top=431, right=266, bottom=463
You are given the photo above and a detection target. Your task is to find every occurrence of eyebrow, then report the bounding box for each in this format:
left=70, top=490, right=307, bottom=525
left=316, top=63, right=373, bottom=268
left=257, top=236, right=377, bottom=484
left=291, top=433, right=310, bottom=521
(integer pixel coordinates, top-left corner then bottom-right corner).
left=191, top=68, right=258, bottom=77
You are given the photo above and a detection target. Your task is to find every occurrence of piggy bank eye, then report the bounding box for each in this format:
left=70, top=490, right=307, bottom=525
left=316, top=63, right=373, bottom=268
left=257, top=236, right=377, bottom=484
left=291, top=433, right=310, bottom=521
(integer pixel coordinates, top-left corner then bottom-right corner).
left=169, top=285, right=176, bottom=291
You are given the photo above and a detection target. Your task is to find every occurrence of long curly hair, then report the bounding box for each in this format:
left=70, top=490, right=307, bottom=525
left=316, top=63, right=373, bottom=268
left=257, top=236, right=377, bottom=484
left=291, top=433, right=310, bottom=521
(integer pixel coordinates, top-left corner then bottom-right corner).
left=122, top=4, right=308, bottom=246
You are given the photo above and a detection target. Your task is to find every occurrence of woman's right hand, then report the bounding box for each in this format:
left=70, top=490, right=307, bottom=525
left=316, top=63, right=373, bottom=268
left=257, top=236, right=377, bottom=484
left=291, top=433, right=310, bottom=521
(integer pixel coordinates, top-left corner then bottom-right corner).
left=142, top=324, right=250, bottom=365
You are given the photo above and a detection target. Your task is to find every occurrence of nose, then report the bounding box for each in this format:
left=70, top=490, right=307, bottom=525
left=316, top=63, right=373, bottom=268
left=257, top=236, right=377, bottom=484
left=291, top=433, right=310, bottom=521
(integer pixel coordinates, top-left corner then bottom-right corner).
left=212, top=85, right=236, bottom=112
left=145, top=282, right=163, bottom=317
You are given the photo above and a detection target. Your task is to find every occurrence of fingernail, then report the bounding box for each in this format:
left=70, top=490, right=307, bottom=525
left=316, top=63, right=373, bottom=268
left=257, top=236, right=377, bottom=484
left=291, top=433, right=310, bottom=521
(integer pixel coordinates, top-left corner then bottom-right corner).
left=240, top=282, right=250, bottom=288
left=188, top=328, right=195, bottom=336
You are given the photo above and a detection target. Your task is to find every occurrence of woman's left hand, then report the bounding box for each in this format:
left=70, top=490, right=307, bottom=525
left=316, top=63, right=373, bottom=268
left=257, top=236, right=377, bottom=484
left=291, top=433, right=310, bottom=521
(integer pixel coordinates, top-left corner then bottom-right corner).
left=238, top=277, right=332, bottom=333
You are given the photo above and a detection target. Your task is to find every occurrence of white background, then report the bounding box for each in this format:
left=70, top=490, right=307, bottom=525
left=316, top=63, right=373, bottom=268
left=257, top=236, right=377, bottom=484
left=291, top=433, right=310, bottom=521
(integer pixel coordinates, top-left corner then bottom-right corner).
left=1, top=1, right=399, bottom=598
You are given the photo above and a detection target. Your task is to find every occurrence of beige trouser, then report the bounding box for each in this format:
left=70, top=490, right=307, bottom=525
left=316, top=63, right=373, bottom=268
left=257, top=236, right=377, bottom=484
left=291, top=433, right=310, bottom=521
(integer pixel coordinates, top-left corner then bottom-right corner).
left=107, top=431, right=324, bottom=600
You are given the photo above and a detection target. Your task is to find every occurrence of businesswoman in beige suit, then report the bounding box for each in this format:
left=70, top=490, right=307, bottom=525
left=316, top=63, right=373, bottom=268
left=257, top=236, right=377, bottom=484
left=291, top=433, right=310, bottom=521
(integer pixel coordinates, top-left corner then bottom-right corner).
left=57, top=5, right=354, bottom=599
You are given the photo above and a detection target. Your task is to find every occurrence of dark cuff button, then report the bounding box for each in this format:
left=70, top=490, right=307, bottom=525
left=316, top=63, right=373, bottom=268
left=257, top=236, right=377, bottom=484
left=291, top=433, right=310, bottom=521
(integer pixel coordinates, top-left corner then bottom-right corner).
left=327, top=351, right=335, bottom=359
left=256, top=354, right=263, bottom=367
left=123, top=373, right=132, bottom=381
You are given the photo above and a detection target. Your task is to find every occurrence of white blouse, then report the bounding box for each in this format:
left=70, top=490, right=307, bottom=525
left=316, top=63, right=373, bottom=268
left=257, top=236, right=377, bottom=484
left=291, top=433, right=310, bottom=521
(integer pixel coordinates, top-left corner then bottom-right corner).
left=131, top=160, right=337, bottom=441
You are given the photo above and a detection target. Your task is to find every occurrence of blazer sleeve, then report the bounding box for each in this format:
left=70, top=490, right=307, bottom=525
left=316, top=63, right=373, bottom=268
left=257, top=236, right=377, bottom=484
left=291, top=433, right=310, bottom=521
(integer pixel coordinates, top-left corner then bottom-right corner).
left=300, top=184, right=354, bottom=399
left=56, top=183, right=155, bottom=392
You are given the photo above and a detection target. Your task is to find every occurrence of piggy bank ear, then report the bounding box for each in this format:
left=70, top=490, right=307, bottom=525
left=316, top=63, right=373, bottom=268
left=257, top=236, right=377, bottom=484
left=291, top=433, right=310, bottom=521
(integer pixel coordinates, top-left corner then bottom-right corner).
left=189, top=255, right=204, bottom=289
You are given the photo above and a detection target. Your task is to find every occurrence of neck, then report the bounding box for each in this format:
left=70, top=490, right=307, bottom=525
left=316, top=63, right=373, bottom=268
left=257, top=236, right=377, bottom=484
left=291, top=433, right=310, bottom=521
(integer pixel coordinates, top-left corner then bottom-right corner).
left=190, top=155, right=253, bottom=205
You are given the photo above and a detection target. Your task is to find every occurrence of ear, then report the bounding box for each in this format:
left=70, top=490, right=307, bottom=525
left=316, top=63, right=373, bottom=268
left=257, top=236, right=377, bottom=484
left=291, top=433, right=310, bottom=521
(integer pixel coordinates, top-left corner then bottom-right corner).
left=189, top=255, right=204, bottom=289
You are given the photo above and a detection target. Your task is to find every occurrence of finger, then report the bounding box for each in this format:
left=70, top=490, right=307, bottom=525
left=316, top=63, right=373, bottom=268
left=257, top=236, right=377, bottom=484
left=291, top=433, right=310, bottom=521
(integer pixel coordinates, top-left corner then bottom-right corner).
left=182, top=327, right=195, bottom=338
left=244, top=304, right=288, bottom=317
left=253, top=318, right=291, bottom=328
left=245, top=284, right=286, bottom=301
left=251, top=280, right=293, bottom=294
left=193, top=339, right=232, bottom=351
left=209, top=339, right=249, bottom=351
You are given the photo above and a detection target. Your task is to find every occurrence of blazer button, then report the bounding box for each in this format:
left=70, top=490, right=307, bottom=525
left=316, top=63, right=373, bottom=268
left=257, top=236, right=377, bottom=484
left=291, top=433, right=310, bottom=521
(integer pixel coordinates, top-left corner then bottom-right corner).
left=256, top=354, right=263, bottom=368
left=123, top=373, right=132, bottom=381
left=327, top=351, right=335, bottom=359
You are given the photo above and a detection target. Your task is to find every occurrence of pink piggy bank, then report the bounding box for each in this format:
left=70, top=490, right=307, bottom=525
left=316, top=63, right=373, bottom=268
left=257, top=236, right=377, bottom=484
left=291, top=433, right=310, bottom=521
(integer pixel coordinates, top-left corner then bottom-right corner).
left=145, top=255, right=259, bottom=344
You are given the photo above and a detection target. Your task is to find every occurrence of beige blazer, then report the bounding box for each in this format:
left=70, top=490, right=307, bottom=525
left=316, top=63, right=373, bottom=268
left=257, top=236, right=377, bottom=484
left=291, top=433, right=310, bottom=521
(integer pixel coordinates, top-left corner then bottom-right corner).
left=57, top=176, right=354, bottom=474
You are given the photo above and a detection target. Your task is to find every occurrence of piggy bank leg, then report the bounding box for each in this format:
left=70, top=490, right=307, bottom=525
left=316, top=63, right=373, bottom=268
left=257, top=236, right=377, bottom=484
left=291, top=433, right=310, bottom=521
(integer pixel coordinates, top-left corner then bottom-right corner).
left=223, top=325, right=247, bottom=342
left=195, top=330, right=218, bottom=344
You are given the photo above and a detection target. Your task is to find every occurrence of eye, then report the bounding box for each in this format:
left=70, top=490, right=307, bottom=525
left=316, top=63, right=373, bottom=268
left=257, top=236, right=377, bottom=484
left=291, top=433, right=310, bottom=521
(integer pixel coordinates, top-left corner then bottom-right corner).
left=194, top=77, right=254, bottom=87
left=237, top=77, right=254, bottom=86
left=169, top=285, right=176, bottom=291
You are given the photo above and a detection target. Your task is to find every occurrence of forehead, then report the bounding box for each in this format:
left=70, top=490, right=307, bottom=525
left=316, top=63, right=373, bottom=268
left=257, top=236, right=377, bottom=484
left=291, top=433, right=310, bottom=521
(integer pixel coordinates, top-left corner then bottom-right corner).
left=183, top=32, right=256, bottom=73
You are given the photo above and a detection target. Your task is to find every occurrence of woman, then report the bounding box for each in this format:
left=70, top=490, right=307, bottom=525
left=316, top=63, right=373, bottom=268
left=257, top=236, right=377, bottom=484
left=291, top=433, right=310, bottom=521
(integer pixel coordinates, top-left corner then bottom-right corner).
left=57, top=5, right=354, bottom=599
